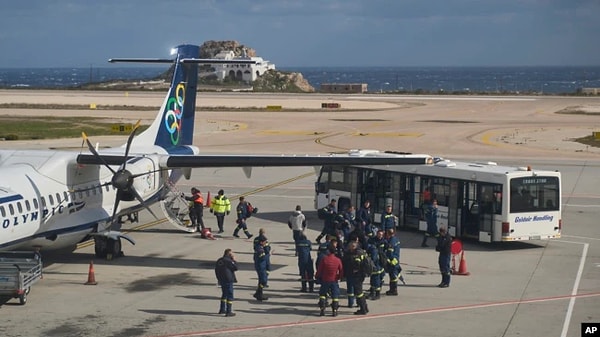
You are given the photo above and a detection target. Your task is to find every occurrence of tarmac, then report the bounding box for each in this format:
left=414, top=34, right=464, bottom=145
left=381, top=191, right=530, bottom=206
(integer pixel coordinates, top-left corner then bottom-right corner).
left=0, top=90, right=599, bottom=337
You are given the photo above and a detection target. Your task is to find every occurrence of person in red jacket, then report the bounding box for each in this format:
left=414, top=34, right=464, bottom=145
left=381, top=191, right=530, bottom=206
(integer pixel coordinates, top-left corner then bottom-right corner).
left=315, top=243, right=344, bottom=317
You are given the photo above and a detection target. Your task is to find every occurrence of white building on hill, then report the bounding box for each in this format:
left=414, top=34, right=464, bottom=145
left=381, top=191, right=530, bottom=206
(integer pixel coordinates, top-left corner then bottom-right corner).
left=212, top=50, right=275, bottom=83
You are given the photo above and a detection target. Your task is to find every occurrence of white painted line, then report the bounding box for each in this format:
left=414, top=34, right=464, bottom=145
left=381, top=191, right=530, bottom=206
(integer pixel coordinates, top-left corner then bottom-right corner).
left=557, top=240, right=589, bottom=337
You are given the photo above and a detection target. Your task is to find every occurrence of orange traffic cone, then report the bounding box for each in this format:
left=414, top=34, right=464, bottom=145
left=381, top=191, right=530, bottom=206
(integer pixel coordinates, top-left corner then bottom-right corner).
left=205, top=191, right=211, bottom=208
left=84, top=261, right=98, bottom=285
left=455, top=251, right=471, bottom=276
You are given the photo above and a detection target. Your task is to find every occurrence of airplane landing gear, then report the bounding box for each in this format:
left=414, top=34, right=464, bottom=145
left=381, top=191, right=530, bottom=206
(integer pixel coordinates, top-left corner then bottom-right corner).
left=94, top=237, right=123, bottom=260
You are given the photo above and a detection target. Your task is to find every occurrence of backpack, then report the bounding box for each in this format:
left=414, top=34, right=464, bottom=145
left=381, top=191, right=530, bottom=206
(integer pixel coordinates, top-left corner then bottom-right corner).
left=360, top=253, right=375, bottom=276
left=246, top=202, right=258, bottom=217
left=317, top=207, right=331, bottom=220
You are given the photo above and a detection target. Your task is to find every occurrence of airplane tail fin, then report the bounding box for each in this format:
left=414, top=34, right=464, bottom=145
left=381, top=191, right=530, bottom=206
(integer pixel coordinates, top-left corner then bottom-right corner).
left=130, top=44, right=199, bottom=153
left=108, top=44, right=254, bottom=154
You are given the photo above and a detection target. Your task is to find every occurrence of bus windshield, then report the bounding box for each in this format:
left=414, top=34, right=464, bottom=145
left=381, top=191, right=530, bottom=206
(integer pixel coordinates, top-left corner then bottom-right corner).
left=510, top=176, right=559, bottom=213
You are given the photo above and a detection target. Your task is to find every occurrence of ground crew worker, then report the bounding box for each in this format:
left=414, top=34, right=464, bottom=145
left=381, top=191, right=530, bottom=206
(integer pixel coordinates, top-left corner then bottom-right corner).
left=183, top=187, right=204, bottom=232
left=315, top=199, right=337, bottom=243
left=253, top=234, right=270, bottom=301
left=210, top=189, right=231, bottom=234
left=295, top=233, right=315, bottom=292
left=215, top=248, right=238, bottom=317
left=253, top=228, right=271, bottom=274
left=380, top=205, right=398, bottom=231
left=345, top=241, right=369, bottom=315
left=436, top=226, right=452, bottom=288
left=233, top=196, right=253, bottom=239
left=315, top=243, right=343, bottom=317
left=383, top=228, right=401, bottom=296
left=422, top=199, right=439, bottom=247
left=367, top=229, right=386, bottom=300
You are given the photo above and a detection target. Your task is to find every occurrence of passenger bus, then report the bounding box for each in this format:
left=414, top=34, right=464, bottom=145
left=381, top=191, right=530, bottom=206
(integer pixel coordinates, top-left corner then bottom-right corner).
left=314, top=150, right=561, bottom=243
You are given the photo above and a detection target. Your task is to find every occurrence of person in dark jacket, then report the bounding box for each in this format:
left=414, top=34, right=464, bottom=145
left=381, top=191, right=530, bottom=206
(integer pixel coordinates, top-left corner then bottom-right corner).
left=233, top=196, right=254, bottom=239
left=215, top=248, right=238, bottom=317
left=295, top=233, right=315, bottom=292
left=436, top=226, right=452, bottom=288
left=315, top=199, right=337, bottom=243
left=253, top=234, right=270, bottom=301
left=422, top=199, right=439, bottom=247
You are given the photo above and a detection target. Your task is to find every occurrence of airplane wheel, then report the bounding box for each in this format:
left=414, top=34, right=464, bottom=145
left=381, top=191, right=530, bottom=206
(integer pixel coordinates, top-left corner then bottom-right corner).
left=94, top=237, right=108, bottom=259
left=106, top=238, right=122, bottom=260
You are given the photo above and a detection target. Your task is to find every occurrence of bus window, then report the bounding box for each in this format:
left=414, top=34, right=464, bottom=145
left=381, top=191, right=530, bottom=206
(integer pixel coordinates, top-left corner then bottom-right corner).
left=510, top=176, right=559, bottom=213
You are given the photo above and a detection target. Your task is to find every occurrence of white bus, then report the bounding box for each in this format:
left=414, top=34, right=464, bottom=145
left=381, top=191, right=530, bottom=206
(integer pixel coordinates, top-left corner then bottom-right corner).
left=314, top=150, right=561, bottom=243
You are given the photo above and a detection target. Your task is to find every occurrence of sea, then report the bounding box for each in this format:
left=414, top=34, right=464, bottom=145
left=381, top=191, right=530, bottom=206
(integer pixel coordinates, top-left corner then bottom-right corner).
left=1, top=66, right=599, bottom=94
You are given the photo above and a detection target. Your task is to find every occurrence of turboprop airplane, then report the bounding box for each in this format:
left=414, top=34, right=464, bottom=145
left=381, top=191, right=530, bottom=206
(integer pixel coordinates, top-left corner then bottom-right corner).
left=0, top=44, right=432, bottom=259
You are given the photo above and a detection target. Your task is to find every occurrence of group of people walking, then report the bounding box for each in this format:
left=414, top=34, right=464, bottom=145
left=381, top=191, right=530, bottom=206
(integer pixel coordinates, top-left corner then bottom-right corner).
left=212, top=192, right=453, bottom=318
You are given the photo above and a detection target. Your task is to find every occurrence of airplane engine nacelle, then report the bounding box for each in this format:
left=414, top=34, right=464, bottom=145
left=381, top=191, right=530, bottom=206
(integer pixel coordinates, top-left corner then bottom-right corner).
left=127, top=156, right=161, bottom=199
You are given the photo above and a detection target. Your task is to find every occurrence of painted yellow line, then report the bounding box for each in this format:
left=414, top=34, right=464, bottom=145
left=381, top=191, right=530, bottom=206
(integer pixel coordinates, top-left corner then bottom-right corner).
left=75, top=172, right=315, bottom=250
left=351, top=132, right=423, bottom=137
left=257, top=130, right=324, bottom=136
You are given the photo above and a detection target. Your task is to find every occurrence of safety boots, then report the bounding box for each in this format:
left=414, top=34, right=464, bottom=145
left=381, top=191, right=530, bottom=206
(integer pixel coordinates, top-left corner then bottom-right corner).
left=386, top=281, right=398, bottom=296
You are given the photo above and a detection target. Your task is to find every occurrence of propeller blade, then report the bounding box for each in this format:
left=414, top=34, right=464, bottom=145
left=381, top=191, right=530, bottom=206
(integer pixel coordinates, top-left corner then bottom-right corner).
left=108, top=194, right=121, bottom=231
left=122, top=120, right=141, bottom=171
left=82, top=132, right=116, bottom=175
left=69, top=181, right=112, bottom=194
left=130, top=188, right=160, bottom=220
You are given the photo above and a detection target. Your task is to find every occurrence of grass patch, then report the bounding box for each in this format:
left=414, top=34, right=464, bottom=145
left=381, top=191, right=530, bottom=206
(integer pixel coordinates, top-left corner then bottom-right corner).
left=574, top=135, right=600, bottom=148
left=0, top=116, right=148, bottom=140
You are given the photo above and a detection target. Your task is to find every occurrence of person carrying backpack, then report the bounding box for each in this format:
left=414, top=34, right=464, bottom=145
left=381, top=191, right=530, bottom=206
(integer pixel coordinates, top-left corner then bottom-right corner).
left=233, top=196, right=253, bottom=239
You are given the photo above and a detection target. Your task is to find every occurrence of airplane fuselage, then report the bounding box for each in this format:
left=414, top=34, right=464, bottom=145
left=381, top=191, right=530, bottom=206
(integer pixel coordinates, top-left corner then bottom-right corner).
left=0, top=149, right=165, bottom=252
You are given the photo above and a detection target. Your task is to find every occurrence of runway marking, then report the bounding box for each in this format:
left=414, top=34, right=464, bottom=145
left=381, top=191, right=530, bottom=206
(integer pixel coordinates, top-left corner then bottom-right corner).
left=150, top=291, right=600, bottom=337
left=257, top=130, right=325, bottom=136
left=351, top=132, right=423, bottom=137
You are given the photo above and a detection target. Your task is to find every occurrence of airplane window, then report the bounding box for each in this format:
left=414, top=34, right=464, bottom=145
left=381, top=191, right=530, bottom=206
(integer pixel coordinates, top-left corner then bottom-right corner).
left=63, top=192, right=69, bottom=202
left=17, top=202, right=23, bottom=213
left=0, top=206, right=5, bottom=217
left=48, top=194, right=54, bottom=206
left=78, top=191, right=83, bottom=199
left=40, top=197, right=46, bottom=208
left=8, top=204, right=15, bottom=215
left=56, top=193, right=61, bottom=203
left=25, top=200, right=31, bottom=211
left=33, top=198, right=38, bottom=210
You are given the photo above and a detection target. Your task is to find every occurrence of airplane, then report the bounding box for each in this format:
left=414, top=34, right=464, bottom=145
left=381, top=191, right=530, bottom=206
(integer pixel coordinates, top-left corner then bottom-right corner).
left=0, top=44, right=433, bottom=259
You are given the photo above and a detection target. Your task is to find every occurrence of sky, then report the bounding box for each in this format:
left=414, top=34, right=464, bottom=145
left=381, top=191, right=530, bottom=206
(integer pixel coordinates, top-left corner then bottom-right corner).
left=1, top=0, right=599, bottom=68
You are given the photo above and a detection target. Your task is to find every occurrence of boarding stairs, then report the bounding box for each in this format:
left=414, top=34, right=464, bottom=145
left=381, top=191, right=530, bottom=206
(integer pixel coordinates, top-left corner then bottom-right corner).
left=159, top=183, right=197, bottom=233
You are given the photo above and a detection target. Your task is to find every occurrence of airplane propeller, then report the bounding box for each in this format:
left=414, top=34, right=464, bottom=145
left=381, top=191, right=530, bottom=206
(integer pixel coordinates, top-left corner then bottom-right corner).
left=81, top=120, right=159, bottom=229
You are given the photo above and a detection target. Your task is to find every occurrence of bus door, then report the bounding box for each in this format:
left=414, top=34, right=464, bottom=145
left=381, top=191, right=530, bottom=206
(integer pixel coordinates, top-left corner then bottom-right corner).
left=402, top=175, right=420, bottom=229
left=477, top=184, right=497, bottom=243
left=462, top=182, right=479, bottom=239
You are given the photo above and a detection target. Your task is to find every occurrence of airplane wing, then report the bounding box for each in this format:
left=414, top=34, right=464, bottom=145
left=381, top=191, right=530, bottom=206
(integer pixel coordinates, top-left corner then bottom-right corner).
left=76, top=151, right=433, bottom=168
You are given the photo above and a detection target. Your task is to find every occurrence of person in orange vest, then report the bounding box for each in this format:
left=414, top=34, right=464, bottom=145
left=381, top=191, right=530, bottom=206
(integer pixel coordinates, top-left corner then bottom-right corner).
left=183, top=187, right=205, bottom=232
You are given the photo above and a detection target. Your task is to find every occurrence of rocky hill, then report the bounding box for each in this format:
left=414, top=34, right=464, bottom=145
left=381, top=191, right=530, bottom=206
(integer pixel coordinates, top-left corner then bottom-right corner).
left=80, top=41, right=315, bottom=92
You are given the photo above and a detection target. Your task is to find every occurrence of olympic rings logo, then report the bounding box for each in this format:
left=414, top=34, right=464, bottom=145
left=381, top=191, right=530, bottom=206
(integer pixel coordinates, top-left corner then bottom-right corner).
left=164, top=83, right=185, bottom=145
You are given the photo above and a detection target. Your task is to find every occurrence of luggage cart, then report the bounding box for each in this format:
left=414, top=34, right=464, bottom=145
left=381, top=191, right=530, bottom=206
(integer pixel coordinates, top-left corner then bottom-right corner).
left=0, top=251, right=43, bottom=305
